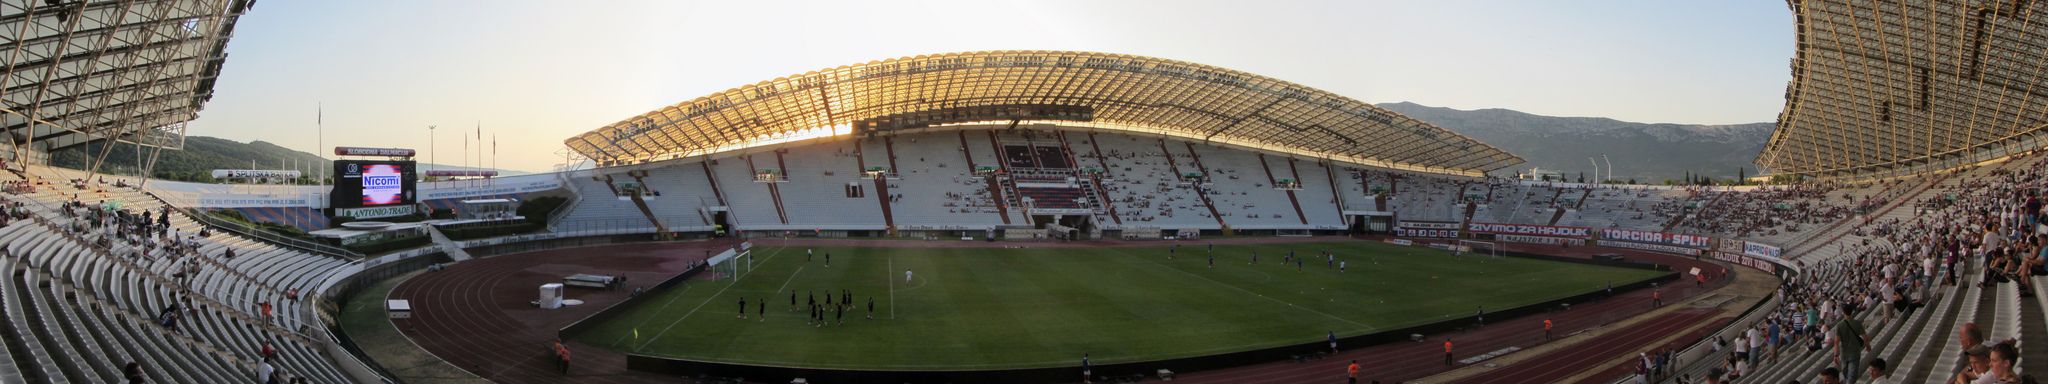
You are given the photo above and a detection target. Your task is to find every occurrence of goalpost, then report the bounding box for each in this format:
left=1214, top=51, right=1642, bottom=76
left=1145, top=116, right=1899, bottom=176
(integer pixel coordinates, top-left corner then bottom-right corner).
left=708, top=247, right=750, bottom=281
left=1455, top=240, right=1503, bottom=258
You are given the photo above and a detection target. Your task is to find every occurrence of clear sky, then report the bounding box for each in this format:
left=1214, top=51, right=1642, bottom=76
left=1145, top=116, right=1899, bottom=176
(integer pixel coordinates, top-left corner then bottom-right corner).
left=189, top=0, right=1794, bottom=172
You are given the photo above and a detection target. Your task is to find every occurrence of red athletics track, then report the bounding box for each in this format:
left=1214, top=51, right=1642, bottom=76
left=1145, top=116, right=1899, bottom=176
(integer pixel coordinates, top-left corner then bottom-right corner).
left=388, top=236, right=1746, bottom=384
left=389, top=240, right=737, bottom=384
left=1452, top=309, right=1720, bottom=384
left=1166, top=239, right=1743, bottom=384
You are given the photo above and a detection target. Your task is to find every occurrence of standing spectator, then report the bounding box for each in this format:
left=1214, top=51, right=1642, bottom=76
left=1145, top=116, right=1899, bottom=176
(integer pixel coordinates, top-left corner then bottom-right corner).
left=1443, top=340, right=1454, bottom=366
left=1346, top=359, right=1360, bottom=384
left=1080, top=353, right=1091, bottom=383
left=1831, top=316, right=1867, bottom=383
left=1544, top=319, right=1553, bottom=340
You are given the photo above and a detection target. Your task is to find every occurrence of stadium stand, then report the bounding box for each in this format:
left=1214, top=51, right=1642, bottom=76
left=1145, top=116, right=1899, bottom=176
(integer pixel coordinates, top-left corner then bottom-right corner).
left=0, top=167, right=351, bottom=383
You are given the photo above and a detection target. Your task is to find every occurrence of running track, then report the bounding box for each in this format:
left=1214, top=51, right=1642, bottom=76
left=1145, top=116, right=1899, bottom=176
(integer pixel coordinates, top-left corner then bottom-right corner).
left=1166, top=240, right=1739, bottom=384
left=387, top=237, right=1744, bottom=383
left=389, top=241, right=736, bottom=384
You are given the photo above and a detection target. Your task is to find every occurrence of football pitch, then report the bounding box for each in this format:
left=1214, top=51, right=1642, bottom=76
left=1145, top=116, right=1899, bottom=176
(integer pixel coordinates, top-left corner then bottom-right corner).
left=572, top=241, right=1664, bottom=370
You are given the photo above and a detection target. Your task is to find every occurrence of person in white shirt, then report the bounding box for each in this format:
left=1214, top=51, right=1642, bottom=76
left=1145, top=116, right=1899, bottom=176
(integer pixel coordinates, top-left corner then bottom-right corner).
left=905, top=269, right=913, bottom=283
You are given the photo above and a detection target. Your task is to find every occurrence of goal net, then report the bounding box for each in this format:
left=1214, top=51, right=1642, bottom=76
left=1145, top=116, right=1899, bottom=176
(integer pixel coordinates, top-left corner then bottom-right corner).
left=707, top=247, right=748, bottom=281
left=1455, top=240, right=1503, bottom=258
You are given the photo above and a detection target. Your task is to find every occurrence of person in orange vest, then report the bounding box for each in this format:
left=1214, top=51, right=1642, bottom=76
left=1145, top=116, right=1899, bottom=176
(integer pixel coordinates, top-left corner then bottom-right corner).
left=1544, top=319, right=1554, bottom=340
left=554, top=339, right=570, bottom=374
left=1444, top=340, right=1454, bottom=366
left=1347, top=359, right=1361, bottom=384
left=1652, top=288, right=1663, bottom=308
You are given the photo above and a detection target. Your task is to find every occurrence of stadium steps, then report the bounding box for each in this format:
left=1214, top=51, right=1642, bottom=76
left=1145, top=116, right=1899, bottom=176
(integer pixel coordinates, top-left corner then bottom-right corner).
left=32, top=272, right=120, bottom=383
left=0, top=257, right=55, bottom=384
left=1178, top=142, right=1231, bottom=230
left=2024, top=276, right=2048, bottom=375
left=424, top=225, right=475, bottom=262
left=1254, top=153, right=1309, bottom=225
left=1875, top=277, right=1961, bottom=369
left=1900, top=268, right=1985, bottom=384
left=11, top=262, right=84, bottom=384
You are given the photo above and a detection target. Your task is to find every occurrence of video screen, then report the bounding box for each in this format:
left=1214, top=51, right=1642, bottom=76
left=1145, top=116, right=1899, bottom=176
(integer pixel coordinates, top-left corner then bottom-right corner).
left=331, top=160, right=417, bottom=209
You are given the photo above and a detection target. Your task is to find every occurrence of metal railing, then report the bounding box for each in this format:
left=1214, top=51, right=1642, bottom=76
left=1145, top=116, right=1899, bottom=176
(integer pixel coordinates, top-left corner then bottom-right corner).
left=180, top=207, right=364, bottom=259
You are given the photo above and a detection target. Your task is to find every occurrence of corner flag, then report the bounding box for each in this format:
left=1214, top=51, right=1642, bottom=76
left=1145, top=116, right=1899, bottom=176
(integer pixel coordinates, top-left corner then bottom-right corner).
left=633, top=327, right=640, bottom=340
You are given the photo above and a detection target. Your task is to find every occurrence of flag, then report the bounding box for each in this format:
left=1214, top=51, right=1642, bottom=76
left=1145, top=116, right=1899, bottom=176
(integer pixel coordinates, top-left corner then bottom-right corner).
left=632, top=327, right=639, bottom=340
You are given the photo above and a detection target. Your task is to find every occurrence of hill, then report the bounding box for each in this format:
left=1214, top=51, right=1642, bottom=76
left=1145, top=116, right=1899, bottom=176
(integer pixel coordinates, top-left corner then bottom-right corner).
left=1377, top=102, right=1772, bottom=183
left=47, top=136, right=526, bottom=183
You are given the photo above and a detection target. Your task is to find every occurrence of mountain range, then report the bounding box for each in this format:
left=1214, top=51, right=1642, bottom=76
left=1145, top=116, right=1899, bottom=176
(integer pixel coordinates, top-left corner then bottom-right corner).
left=49, top=104, right=1767, bottom=184
left=1377, top=102, right=1772, bottom=183
left=47, top=136, right=527, bottom=182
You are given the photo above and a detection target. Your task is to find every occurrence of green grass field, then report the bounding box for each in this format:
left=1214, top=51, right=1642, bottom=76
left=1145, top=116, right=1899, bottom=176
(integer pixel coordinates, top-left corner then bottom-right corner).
left=573, top=241, right=1662, bottom=370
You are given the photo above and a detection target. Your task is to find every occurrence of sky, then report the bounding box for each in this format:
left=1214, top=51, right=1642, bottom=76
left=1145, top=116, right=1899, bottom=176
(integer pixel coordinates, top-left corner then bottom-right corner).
left=189, top=0, right=1794, bottom=172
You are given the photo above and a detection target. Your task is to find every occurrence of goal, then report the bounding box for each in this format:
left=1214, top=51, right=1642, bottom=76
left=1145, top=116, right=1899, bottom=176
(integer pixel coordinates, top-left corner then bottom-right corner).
left=709, top=248, right=751, bottom=281
left=1456, top=240, right=1503, bottom=258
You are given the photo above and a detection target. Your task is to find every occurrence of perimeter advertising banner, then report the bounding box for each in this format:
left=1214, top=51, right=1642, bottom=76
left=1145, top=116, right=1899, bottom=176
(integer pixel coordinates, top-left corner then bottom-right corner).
left=1599, top=228, right=1713, bottom=248
left=1743, top=241, right=1783, bottom=260
left=1397, top=221, right=1462, bottom=230
left=1465, top=222, right=1592, bottom=238
left=1597, top=240, right=1703, bottom=256
left=1392, top=228, right=1458, bottom=238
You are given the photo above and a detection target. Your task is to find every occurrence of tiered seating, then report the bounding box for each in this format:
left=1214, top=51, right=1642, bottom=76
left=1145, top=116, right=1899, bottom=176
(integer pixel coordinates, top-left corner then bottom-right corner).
left=710, top=155, right=786, bottom=228
left=885, top=136, right=1006, bottom=229
left=1283, top=160, right=1345, bottom=228
left=1089, top=136, right=1214, bottom=229
left=0, top=168, right=352, bottom=383
left=1181, top=146, right=1295, bottom=229
left=1385, top=174, right=1464, bottom=222
left=776, top=141, right=887, bottom=229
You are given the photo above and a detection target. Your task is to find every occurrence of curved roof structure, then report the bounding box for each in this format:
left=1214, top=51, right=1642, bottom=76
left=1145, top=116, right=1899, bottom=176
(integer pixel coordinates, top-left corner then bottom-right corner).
left=567, top=51, right=1522, bottom=176
left=1, top=0, right=251, bottom=155
left=1758, top=0, right=2048, bottom=179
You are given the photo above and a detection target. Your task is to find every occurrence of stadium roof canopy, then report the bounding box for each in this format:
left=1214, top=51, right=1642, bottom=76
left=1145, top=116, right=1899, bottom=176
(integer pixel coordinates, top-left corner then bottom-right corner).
left=566, top=51, right=1524, bottom=177
left=1, top=0, right=251, bottom=157
left=1758, top=0, right=2048, bottom=179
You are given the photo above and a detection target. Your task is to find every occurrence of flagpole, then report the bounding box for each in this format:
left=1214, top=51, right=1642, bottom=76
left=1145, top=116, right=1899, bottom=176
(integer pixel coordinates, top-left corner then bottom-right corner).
left=317, top=102, right=324, bottom=185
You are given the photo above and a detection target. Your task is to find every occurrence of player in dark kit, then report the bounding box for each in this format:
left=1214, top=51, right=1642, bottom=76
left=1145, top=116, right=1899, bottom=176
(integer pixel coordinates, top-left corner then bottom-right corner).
left=867, top=297, right=875, bottom=319
left=756, top=300, right=764, bottom=322
left=789, top=290, right=797, bottom=311
left=737, top=297, right=747, bottom=319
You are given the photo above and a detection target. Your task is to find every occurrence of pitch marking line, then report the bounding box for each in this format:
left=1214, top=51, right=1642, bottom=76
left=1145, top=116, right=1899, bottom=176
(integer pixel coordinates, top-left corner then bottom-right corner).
left=635, top=245, right=788, bottom=352
left=887, top=253, right=895, bottom=319
left=608, top=284, right=694, bottom=347
left=769, top=266, right=806, bottom=304
left=1140, top=257, right=1375, bottom=330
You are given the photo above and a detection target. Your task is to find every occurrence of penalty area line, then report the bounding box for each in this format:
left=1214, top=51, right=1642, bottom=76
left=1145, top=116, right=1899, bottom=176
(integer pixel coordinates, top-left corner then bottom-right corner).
left=634, top=245, right=787, bottom=352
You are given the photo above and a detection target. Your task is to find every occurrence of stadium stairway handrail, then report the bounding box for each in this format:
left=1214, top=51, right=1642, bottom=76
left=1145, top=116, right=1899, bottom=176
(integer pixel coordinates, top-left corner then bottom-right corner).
left=1781, top=174, right=1944, bottom=256
left=1636, top=256, right=1797, bottom=384
left=547, top=171, right=582, bottom=232
left=174, top=206, right=364, bottom=260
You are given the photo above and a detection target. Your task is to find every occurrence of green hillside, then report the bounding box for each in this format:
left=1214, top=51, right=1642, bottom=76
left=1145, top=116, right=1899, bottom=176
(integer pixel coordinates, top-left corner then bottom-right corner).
left=49, top=136, right=331, bottom=183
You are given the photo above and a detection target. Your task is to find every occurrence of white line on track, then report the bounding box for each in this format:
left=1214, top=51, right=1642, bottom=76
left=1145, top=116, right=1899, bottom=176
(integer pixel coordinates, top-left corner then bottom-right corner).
left=634, top=245, right=788, bottom=352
